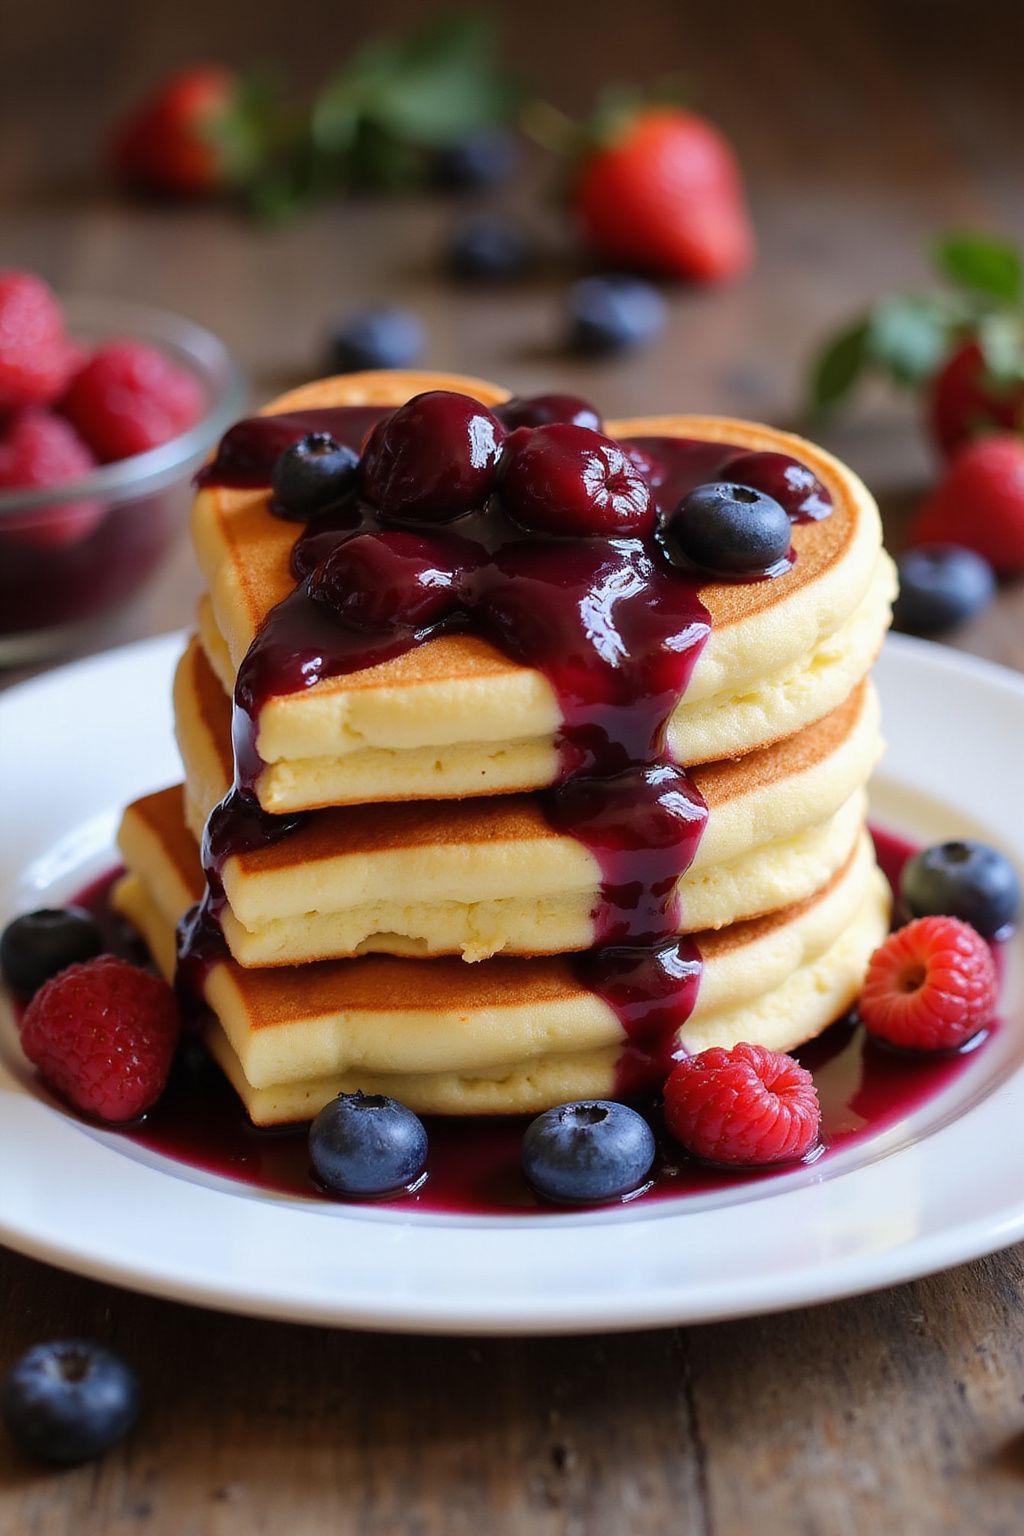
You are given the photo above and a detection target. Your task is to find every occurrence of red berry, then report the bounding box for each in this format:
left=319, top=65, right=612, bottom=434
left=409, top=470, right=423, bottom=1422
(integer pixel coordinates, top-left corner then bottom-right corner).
left=109, top=66, right=236, bottom=196
left=909, top=434, right=1024, bottom=575
left=928, top=341, right=1024, bottom=460
left=360, top=391, right=506, bottom=523
left=664, top=1042, right=821, bottom=1166
left=0, top=411, right=105, bottom=549
left=19, top=956, right=180, bottom=1123
left=859, top=916, right=997, bottom=1052
left=0, top=271, right=80, bottom=411
left=574, top=108, right=754, bottom=284
left=63, top=341, right=205, bottom=462
left=309, top=530, right=460, bottom=630
left=499, top=423, right=654, bottom=538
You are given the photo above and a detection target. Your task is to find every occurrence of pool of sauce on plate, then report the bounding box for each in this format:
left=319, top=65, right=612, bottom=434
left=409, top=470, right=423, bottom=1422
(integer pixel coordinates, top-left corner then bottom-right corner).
left=65, top=828, right=1001, bottom=1216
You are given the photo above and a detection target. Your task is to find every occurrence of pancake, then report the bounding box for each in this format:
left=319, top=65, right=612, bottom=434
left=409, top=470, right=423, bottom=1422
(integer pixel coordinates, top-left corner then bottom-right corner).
left=112, top=785, right=889, bottom=1119
left=170, top=636, right=883, bottom=962
left=192, top=372, right=895, bottom=808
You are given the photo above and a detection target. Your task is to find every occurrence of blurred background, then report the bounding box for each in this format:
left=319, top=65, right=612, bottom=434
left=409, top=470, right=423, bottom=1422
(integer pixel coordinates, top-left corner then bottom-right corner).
left=3, top=0, right=1024, bottom=661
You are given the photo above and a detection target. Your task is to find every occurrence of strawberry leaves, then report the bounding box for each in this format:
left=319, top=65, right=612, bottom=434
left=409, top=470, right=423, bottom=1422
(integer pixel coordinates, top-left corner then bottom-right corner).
left=807, top=231, right=1024, bottom=414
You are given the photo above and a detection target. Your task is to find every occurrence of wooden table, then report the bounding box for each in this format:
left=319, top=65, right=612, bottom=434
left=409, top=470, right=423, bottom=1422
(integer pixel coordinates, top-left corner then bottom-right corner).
left=3, top=2, right=1024, bottom=1530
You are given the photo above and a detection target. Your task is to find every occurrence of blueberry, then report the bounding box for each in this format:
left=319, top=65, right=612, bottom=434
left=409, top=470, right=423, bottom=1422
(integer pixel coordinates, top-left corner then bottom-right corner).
left=901, top=840, right=1020, bottom=938
left=566, top=275, right=666, bottom=355
left=447, top=214, right=535, bottom=282
left=432, top=128, right=520, bottom=191
left=309, top=1091, right=428, bottom=1197
left=270, top=433, right=359, bottom=520
left=522, top=1100, right=655, bottom=1205
left=663, top=481, right=792, bottom=576
left=327, top=307, right=425, bottom=374
left=893, top=545, right=995, bottom=635
left=1, top=1340, right=140, bottom=1464
left=0, top=907, right=103, bottom=998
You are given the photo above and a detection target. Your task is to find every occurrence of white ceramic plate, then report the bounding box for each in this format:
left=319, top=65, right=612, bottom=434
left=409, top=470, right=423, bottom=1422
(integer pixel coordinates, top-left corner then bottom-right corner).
left=1, top=632, right=1022, bottom=1335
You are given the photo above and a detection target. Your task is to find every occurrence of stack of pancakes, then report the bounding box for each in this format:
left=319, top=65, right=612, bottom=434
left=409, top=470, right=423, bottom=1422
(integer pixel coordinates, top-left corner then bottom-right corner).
left=114, top=372, right=896, bottom=1125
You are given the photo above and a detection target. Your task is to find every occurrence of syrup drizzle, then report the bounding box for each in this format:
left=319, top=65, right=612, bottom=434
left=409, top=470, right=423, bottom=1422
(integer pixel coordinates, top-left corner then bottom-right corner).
left=182, top=407, right=832, bottom=1091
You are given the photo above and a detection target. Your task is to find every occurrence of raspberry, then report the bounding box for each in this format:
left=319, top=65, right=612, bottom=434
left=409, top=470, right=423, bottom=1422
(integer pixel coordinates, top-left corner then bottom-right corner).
left=0, top=411, right=104, bottom=549
left=663, top=1042, right=820, bottom=1166
left=0, top=271, right=80, bottom=411
left=63, top=341, right=205, bottom=462
left=19, top=956, right=180, bottom=1123
left=859, top=916, right=997, bottom=1051
left=909, top=434, right=1024, bottom=576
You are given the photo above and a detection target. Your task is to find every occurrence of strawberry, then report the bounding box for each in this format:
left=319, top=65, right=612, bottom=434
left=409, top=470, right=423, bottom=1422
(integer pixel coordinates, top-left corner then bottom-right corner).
left=663, top=1042, right=820, bottom=1166
left=109, top=66, right=238, bottom=196
left=573, top=108, right=754, bottom=284
left=859, top=917, right=997, bottom=1052
left=19, top=956, right=180, bottom=1123
left=928, top=341, right=1024, bottom=457
left=909, top=434, right=1024, bottom=574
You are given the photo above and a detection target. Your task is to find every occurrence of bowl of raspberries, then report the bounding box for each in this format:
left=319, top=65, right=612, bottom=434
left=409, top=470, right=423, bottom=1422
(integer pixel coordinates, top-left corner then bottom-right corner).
left=0, top=271, right=246, bottom=663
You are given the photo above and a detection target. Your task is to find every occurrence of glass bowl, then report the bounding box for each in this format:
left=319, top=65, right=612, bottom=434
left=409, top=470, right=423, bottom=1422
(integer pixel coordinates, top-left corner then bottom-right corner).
left=0, top=296, right=247, bottom=665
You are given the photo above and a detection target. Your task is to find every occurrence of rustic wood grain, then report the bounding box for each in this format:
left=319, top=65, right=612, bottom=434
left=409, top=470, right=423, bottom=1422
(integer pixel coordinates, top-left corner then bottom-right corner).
left=3, top=0, right=1024, bottom=1531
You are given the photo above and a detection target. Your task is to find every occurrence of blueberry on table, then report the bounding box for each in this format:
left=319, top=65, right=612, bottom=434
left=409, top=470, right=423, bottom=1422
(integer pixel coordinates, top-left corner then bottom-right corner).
left=309, top=1091, right=428, bottom=1197
left=447, top=214, right=535, bottom=282
left=566, top=274, right=666, bottom=354
left=901, top=840, right=1020, bottom=938
left=432, top=128, right=520, bottom=191
left=270, top=433, right=359, bottom=520
left=893, top=545, right=995, bottom=635
left=0, top=907, right=103, bottom=997
left=1, top=1340, right=140, bottom=1464
left=326, top=307, right=425, bottom=374
left=663, top=481, right=792, bottom=576
left=522, top=1100, right=656, bottom=1205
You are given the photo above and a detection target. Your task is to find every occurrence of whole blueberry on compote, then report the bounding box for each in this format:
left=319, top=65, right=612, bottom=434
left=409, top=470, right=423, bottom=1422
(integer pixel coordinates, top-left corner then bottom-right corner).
left=309, top=1091, right=428, bottom=1198
left=270, top=433, right=359, bottom=520
left=893, top=545, right=995, bottom=636
left=499, top=423, right=654, bottom=538
left=308, top=530, right=460, bottom=632
left=1, top=907, right=103, bottom=998
left=566, top=274, right=666, bottom=354
left=326, top=306, right=424, bottom=373
left=663, top=481, right=791, bottom=576
left=1, top=1340, right=140, bottom=1464
left=901, top=839, right=1019, bottom=938
left=447, top=213, right=535, bottom=282
left=522, top=1101, right=655, bottom=1205
left=720, top=450, right=832, bottom=522
left=497, top=393, right=603, bottom=433
left=361, top=390, right=506, bottom=522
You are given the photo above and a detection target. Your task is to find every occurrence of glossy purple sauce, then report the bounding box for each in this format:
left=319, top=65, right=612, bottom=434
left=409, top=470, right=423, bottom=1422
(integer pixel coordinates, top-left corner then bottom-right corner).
left=182, top=406, right=833, bottom=1092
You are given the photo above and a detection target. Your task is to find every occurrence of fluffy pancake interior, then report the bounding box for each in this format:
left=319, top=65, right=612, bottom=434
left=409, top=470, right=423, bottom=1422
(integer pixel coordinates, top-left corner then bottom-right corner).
left=115, top=784, right=887, bottom=1098
left=172, top=633, right=883, bottom=960
left=115, top=863, right=889, bottom=1122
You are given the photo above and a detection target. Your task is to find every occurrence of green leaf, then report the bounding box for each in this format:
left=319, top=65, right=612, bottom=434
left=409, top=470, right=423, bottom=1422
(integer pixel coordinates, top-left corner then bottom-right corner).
left=934, top=231, right=1023, bottom=306
left=807, top=319, right=871, bottom=412
left=977, top=311, right=1024, bottom=387
left=367, top=15, right=517, bottom=146
left=866, top=297, right=952, bottom=385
